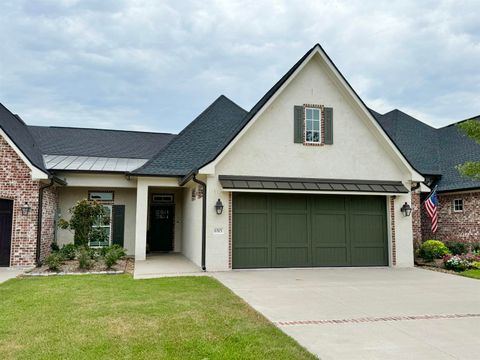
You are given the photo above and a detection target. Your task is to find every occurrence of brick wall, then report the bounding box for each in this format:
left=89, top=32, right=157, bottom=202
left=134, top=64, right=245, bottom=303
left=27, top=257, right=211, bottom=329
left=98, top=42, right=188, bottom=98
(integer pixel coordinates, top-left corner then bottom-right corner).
left=411, top=191, right=422, bottom=248
left=421, top=191, right=480, bottom=243
left=0, top=135, right=57, bottom=266
left=40, top=186, right=58, bottom=262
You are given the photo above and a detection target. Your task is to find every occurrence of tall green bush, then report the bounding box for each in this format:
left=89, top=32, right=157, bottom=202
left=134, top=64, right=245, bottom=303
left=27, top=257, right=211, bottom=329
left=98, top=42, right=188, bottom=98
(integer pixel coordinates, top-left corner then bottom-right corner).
left=58, top=200, right=108, bottom=246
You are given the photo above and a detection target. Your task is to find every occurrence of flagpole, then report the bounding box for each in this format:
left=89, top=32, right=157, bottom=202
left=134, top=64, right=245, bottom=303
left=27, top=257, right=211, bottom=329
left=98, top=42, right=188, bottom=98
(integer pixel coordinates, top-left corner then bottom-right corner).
left=421, top=185, right=438, bottom=206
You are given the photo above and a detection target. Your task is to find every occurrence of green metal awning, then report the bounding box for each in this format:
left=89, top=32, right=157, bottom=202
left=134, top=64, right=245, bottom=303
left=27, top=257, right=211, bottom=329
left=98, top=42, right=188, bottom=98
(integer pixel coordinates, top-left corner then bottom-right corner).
left=219, top=175, right=409, bottom=194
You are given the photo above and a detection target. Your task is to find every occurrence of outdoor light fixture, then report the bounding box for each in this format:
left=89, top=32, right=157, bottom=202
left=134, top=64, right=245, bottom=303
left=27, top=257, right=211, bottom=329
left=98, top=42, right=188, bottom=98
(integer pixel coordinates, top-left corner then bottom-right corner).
left=215, top=198, right=224, bottom=215
left=21, top=202, right=31, bottom=216
left=400, top=202, right=412, bottom=217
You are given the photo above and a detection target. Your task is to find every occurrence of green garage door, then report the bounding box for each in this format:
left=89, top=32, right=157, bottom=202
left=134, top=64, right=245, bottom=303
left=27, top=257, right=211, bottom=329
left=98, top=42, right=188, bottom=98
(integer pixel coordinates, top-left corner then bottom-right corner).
left=232, top=193, right=388, bottom=268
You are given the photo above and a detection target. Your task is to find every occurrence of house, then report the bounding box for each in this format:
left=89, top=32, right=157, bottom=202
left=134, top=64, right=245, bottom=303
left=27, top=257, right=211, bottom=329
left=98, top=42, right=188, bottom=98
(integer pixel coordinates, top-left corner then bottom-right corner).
left=1, top=43, right=475, bottom=270
left=372, top=110, right=480, bottom=244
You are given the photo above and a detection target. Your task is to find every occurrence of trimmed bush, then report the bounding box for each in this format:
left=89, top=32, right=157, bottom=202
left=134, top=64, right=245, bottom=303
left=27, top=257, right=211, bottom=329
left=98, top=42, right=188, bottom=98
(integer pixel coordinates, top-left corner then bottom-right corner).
left=59, top=243, right=77, bottom=260
left=103, top=245, right=126, bottom=269
left=472, top=243, right=480, bottom=253
left=45, top=252, right=64, bottom=271
left=417, top=240, right=450, bottom=261
left=50, top=242, right=60, bottom=252
left=77, top=247, right=93, bottom=270
left=444, top=241, right=468, bottom=255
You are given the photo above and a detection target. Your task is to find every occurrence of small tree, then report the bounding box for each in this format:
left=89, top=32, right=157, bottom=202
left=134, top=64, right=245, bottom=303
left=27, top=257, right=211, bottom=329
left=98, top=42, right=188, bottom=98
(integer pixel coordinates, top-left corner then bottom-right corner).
left=457, top=120, right=480, bottom=179
left=58, top=200, right=108, bottom=246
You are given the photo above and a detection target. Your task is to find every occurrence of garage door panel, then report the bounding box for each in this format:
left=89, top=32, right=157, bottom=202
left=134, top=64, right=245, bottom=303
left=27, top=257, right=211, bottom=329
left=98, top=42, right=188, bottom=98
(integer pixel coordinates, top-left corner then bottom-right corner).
left=233, top=248, right=270, bottom=268
left=351, top=247, right=387, bottom=266
left=273, top=195, right=307, bottom=210
left=313, top=247, right=348, bottom=266
left=350, top=214, right=385, bottom=245
left=311, top=213, right=348, bottom=266
left=273, top=248, right=309, bottom=267
left=349, top=196, right=384, bottom=212
left=312, top=195, right=346, bottom=211
left=234, top=193, right=268, bottom=212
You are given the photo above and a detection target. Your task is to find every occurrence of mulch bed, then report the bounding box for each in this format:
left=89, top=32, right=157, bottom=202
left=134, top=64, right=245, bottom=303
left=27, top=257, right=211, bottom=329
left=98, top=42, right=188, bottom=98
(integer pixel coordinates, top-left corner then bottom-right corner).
left=25, top=257, right=135, bottom=276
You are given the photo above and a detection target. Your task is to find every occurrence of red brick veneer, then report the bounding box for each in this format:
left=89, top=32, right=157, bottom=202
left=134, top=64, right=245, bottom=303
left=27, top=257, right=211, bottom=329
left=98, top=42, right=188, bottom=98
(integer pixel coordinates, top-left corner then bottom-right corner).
left=0, top=135, right=57, bottom=266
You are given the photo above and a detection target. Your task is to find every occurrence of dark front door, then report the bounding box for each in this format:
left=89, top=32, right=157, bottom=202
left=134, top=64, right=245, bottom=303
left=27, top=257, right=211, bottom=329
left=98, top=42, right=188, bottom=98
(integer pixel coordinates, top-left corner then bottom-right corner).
left=0, top=199, right=13, bottom=267
left=149, top=205, right=174, bottom=252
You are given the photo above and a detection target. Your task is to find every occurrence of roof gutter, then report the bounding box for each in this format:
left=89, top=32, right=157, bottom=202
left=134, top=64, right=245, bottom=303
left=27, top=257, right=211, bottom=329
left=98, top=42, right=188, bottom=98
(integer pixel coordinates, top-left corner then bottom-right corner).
left=180, top=169, right=207, bottom=271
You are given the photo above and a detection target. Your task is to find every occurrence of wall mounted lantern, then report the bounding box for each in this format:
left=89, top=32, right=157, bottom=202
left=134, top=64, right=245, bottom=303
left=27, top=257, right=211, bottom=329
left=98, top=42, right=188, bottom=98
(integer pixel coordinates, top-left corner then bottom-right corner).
left=21, top=202, right=31, bottom=216
left=400, top=202, right=412, bottom=217
left=215, top=198, right=224, bottom=215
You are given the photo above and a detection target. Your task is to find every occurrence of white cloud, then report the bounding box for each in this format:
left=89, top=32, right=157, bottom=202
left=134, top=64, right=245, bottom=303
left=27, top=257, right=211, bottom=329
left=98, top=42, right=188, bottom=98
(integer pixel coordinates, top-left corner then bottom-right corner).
left=0, top=0, right=479, bottom=132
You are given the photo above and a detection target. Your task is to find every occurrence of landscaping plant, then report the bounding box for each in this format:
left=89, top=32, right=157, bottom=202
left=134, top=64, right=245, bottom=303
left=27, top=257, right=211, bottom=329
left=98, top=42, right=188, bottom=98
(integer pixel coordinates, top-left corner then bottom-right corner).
left=76, top=247, right=93, bottom=270
left=103, top=245, right=126, bottom=269
left=59, top=243, right=77, bottom=260
left=45, top=252, right=64, bottom=272
left=443, top=255, right=471, bottom=272
left=58, top=200, right=108, bottom=246
left=417, top=240, right=450, bottom=261
left=444, top=241, right=468, bottom=255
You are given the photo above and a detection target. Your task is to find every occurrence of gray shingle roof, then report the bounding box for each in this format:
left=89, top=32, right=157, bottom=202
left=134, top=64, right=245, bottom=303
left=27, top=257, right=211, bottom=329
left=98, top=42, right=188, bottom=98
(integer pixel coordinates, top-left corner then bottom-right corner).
left=133, top=95, right=248, bottom=176
left=0, top=103, right=48, bottom=173
left=375, top=110, right=480, bottom=192
left=28, top=126, right=175, bottom=159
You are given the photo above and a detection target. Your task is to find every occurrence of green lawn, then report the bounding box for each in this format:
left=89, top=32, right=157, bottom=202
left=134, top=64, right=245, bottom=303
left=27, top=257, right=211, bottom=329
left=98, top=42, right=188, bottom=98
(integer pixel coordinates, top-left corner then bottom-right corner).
left=460, top=269, right=480, bottom=279
left=0, top=275, right=315, bottom=360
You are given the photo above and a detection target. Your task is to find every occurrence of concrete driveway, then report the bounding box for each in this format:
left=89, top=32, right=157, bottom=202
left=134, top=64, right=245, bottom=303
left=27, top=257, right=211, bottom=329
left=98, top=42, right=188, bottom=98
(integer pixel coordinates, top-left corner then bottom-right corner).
left=214, top=267, right=480, bottom=360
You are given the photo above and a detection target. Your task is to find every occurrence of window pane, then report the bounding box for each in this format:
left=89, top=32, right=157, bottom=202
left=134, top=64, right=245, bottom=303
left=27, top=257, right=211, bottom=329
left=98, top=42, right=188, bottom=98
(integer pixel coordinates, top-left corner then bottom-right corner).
left=89, top=191, right=113, bottom=201
left=313, top=132, right=320, bottom=142
left=306, top=120, right=313, bottom=131
left=306, top=108, right=312, bottom=119
left=313, top=120, right=319, bottom=131
left=313, top=109, right=320, bottom=120
left=306, top=131, right=313, bottom=142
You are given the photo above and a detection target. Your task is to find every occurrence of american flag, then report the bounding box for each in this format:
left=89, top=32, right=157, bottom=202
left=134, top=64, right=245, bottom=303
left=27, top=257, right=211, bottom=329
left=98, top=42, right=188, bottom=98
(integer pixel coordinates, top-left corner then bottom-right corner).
left=424, top=189, right=439, bottom=233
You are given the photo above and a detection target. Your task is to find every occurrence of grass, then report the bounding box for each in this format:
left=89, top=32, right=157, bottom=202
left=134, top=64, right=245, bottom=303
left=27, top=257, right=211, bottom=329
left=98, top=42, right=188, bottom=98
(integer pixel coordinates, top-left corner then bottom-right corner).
left=0, top=275, right=315, bottom=360
left=460, top=269, right=480, bottom=279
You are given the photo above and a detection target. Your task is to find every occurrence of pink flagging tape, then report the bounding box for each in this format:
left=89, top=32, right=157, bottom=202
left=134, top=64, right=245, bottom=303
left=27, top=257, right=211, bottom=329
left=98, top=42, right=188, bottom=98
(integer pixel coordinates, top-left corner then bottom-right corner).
left=275, top=313, right=480, bottom=326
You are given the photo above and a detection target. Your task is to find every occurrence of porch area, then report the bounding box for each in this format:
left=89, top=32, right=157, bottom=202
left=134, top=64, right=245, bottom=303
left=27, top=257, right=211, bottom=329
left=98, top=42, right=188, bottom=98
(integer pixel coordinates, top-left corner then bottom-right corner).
left=133, top=253, right=204, bottom=279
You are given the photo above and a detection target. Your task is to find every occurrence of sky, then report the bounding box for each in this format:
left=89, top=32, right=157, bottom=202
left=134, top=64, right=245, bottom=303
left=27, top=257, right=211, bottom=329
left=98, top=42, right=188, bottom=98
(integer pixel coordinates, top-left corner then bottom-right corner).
left=0, top=0, right=479, bottom=133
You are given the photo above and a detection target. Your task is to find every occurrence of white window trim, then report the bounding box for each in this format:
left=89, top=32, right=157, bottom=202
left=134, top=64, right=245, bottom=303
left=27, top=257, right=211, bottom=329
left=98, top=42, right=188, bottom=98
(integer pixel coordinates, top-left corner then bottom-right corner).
left=90, top=204, right=112, bottom=247
left=453, top=198, right=464, bottom=212
left=304, top=107, right=322, bottom=144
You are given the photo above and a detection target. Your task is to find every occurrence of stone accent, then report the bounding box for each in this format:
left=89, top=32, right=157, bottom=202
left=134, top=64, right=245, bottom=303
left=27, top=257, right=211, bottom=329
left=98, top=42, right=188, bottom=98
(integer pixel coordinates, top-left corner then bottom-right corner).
left=421, top=191, right=480, bottom=243
left=0, top=135, right=57, bottom=266
left=411, top=191, right=422, bottom=248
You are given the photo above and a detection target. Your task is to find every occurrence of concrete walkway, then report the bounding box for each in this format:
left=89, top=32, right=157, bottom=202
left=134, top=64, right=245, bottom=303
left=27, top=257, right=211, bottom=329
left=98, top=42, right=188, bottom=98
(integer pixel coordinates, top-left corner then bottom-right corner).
left=0, top=267, right=25, bottom=284
left=214, top=267, right=480, bottom=360
left=134, top=253, right=204, bottom=279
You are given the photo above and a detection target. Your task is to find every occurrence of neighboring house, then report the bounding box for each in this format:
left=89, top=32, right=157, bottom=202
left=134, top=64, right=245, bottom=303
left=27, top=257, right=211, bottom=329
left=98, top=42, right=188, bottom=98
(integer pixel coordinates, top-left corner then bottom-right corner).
left=372, top=110, right=480, bottom=244
left=4, top=43, right=470, bottom=271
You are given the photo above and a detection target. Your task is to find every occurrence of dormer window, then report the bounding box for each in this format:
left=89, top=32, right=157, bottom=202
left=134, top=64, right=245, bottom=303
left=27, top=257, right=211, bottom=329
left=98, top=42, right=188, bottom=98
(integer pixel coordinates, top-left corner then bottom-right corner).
left=305, top=107, right=321, bottom=143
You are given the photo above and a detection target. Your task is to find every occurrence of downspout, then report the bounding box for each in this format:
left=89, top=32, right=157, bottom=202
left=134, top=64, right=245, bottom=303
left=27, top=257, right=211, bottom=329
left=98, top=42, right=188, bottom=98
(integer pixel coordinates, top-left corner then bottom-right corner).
left=35, top=178, right=55, bottom=265
left=192, top=174, right=207, bottom=271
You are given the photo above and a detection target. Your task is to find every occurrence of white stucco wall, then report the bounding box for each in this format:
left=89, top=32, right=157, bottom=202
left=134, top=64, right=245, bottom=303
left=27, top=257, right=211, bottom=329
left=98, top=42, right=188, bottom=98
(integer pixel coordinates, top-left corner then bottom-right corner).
left=181, top=183, right=203, bottom=267
left=57, top=187, right=137, bottom=255
left=203, top=53, right=417, bottom=270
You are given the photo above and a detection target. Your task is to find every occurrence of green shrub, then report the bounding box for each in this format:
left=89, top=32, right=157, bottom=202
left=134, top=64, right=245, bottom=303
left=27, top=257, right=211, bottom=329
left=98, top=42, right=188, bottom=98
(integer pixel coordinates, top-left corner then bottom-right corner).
left=472, top=243, right=480, bottom=252
left=45, top=252, right=64, bottom=271
left=59, top=243, right=77, bottom=260
left=417, top=240, right=450, bottom=261
left=103, top=245, right=126, bottom=269
left=444, top=241, right=468, bottom=255
left=77, top=247, right=93, bottom=270
left=50, top=242, right=60, bottom=252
